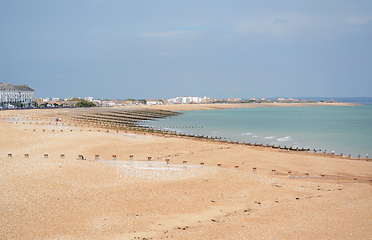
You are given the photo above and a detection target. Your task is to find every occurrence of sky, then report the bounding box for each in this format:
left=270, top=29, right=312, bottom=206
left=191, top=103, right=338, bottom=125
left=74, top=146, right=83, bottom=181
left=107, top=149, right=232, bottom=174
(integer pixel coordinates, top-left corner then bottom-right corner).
left=1, top=1, right=372, bottom=100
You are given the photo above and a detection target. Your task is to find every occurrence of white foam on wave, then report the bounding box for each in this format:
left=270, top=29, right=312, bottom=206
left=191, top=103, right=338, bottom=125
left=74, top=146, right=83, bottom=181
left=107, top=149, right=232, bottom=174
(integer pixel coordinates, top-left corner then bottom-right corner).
left=240, top=133, right=252, bottom=135
left=277, top=136, right=292, bottom=142
left=264, top=136, right=275, bottom=139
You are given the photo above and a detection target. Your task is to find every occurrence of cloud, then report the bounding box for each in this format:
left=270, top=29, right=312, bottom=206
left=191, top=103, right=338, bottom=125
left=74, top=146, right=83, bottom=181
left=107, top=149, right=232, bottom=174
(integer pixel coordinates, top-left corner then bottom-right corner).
left=140, top=30, right=200, bottom=40
left=344, top=16, right=372, bottom=25
left=232, top=14, right=310, bottom=36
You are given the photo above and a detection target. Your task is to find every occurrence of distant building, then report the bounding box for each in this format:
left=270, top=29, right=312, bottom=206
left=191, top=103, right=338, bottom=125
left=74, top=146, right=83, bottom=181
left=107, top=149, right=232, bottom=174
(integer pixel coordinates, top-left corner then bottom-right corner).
left=168, top=96, right=202, bottom=104
left=52, top=98, right=60, bottom=101
left=261, top=98, right=267, bottom=101
left=85, top=97, right=93, bottom=101
left=202, top=96, right=211, bottom=103
left=146, top=99, right=163, bottom=105
left=0, top=83, right=34, bottom=109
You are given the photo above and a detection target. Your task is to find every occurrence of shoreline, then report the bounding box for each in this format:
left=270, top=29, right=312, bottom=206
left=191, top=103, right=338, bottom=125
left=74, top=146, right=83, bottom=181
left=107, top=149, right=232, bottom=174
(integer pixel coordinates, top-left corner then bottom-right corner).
left=142, top=102, right=361, bottom=112
left=2, top=106, right=369, bottom=161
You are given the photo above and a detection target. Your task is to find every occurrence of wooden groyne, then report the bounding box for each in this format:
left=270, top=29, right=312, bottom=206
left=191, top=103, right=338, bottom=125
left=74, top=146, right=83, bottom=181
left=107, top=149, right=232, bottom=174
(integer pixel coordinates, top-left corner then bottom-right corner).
left=70, top=108, right=181, bottom=130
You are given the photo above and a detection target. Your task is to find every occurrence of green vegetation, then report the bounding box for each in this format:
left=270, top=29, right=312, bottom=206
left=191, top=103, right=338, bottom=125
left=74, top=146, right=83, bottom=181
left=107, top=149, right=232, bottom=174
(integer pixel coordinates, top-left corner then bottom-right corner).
left=74, top=100, right=96, bottom=107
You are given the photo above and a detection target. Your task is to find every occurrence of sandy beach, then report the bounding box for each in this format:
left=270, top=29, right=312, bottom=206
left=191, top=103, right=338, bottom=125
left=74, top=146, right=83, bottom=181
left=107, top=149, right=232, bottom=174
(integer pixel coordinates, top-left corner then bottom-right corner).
left=1, top=104, right=371, bottom=239
left=145, top=102, right=360, bottom=112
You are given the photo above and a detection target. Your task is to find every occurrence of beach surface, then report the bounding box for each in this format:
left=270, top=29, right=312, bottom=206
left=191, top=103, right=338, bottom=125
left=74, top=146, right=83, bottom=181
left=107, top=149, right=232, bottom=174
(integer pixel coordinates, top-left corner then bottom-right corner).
left=145, top=102, right=359, bottom=111
left=1, top=105, right=371, bottom=239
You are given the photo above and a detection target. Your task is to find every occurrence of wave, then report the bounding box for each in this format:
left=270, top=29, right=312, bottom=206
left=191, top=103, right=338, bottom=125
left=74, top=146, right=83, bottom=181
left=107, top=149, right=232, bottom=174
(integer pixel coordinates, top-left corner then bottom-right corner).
left=264, top=136, right=275, bottom=139
left=277, top=136, right=292, bottom=142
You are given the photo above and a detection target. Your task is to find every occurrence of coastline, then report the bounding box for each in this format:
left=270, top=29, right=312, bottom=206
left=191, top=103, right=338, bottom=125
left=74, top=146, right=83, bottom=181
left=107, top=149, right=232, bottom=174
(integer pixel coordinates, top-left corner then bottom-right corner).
left=1, top=107, right=371, bottom=239
left=143, top=102, right=360, bottom=112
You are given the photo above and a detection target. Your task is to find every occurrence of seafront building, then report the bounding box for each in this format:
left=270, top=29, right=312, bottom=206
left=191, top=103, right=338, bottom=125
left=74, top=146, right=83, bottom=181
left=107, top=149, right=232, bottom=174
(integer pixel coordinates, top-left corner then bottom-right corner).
left=0, top=83, right=35, bottom=109
left=168, top=96, right=203, bottom=104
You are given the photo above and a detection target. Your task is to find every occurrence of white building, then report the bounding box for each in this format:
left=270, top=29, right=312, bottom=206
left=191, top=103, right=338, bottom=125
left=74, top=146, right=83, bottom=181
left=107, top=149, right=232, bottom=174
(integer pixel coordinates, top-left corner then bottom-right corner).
left=168, top=96, right=203, bottom=104
left=0, top=83, right=34, bottom=109
left=85, top=97, right=93, bottom=101
left=146, top=99, right=163, bottom=105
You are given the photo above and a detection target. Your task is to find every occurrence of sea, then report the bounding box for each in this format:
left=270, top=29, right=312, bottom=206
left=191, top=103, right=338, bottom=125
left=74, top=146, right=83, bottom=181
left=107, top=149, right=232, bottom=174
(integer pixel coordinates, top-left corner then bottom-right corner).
left=141, top=105, right=372, bottom=158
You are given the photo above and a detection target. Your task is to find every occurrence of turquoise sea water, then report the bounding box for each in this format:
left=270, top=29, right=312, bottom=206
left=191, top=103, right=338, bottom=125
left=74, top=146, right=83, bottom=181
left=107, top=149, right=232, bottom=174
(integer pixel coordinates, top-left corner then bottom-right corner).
left=144, top=106, right=372, bottom=158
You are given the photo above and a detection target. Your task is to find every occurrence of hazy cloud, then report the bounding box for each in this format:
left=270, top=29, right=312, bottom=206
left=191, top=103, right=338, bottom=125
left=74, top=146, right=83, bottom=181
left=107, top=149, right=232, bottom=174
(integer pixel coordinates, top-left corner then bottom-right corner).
left=344, top=16, right=372, bottom=25
left=232, top=14, right=314, bottom=36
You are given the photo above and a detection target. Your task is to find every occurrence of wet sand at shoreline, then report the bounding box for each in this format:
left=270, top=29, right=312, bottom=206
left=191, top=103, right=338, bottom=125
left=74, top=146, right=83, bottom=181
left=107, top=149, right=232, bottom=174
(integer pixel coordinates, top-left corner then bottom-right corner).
left=1, top=106, right=371, bottom=239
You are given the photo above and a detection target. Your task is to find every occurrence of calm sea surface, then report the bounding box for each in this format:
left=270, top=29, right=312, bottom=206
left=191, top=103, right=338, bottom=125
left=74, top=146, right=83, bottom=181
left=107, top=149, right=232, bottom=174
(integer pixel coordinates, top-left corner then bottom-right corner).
left=144, top=105, right=372, bottom=158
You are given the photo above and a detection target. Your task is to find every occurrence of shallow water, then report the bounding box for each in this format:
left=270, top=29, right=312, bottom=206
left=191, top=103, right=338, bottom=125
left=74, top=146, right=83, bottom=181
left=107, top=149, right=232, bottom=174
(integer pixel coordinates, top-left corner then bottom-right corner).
left=144, top=105, right=372, bottom=158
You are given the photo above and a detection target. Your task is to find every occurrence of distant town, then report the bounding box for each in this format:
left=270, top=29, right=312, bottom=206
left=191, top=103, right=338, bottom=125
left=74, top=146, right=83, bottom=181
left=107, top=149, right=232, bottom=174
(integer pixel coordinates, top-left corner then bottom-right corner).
left=1, top=82, right=339, bottom=110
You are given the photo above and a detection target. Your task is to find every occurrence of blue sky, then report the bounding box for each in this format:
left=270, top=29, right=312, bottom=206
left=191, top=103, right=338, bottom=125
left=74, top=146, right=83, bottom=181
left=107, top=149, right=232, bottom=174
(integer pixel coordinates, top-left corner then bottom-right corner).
left=1, top=1, right=371, bottom=99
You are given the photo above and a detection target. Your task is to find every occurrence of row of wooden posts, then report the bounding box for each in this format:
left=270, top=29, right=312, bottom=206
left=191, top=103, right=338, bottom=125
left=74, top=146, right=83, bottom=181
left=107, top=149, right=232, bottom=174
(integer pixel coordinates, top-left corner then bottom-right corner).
left=5, top=153, right=372, bottom=183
